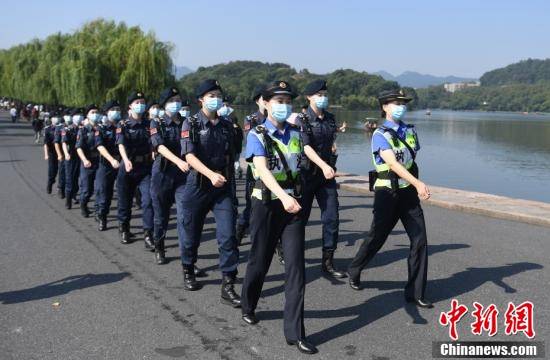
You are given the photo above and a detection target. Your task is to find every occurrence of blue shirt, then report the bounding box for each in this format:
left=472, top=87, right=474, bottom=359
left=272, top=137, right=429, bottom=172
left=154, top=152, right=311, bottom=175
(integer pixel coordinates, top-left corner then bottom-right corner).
left=116, top=117, right=151, bottom=157
left=76, top=125, right=99, bottom=159
left=371, top=120, right=420, bottom=165
left=150, top=115, right=182, bottom=155
left=245, top=119, right=293, bottom=160
left=95, top=124, right=118, bottom=156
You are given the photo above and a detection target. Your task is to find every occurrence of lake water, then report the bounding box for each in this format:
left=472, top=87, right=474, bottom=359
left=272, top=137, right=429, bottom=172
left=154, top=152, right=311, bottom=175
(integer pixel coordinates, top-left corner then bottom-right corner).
left=233, top=108, right=550, bottom=203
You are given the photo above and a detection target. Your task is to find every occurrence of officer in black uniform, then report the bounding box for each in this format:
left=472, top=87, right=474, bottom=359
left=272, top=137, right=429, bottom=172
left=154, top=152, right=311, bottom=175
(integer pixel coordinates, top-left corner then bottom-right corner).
left=300, top=79, right=346, bottom=279
left=347, top=89, right=433, bottom=309
left=178, top=79, right=241, bottom=308
left=53, top=107, right=68, bottom=199
left=76, top=104, right=101, bottom=218
left=150, top=87, right=190, bottom=265
left=95, top=100, right=121, bottom=231
left=240, top=81, right=318, bottom=355
left=116, top=91, right=154, bottom=247
left=43, top=110, right=60, bottom=194
left=62, top=108, right=83, bottom=209
left=236, top=85, right=266, bottom=244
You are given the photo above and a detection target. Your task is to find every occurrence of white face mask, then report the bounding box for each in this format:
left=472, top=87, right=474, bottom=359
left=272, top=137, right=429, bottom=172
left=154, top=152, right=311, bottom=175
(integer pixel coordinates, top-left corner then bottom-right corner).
left=51, top=117, right=59, bottom=125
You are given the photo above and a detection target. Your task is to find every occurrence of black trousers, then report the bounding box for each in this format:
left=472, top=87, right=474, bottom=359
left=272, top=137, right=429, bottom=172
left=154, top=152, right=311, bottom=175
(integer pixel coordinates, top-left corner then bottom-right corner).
left=47, top=153, right=58, bottom=188
left=348, top=185, right=428, bottom=299
left=241, top=198, right=306, bottom=342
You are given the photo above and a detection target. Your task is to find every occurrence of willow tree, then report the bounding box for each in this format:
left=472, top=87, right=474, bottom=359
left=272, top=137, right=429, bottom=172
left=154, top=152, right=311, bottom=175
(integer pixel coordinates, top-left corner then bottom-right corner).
left=0, top=19, right=175, bottom=107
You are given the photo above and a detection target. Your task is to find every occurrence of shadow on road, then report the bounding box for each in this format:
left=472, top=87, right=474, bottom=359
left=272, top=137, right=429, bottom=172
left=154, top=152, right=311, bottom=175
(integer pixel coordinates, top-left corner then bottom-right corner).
left=0, top=272, right=130, bottom=304
left=257, top=261, right=543, bottom=346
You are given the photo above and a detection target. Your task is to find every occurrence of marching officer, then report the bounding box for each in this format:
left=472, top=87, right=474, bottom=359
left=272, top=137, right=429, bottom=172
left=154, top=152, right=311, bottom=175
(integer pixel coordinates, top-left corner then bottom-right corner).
left=150, top=87, right=190, bottom=265
left=236, top=85, right=265, bottom=244
left=53, top=108, right=70, bottom=199
left=95, top=100, right=121, bottom=231
left=240, top=81, right=317, bottom=354
left=347, top=89, right=433, bottom=309
left=300, top=79, right=346, bottom=279
left=76, top=104, right=101, bottom=218
left=62, top=108, right=83, bottom=209
left=178, top=79, right=241, bottom=308
left=43, top=110, right=60, bottom=194
left=116, top=91, right=154, bottom=247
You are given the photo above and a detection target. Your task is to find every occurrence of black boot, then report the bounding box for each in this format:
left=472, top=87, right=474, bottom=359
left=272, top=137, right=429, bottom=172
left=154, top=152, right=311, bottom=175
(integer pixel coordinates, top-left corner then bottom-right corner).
left=321, top=250, right=347, bottom=279
left=276, top=241, right=285, bottom=265
left=154, top=238, right=167, bottom=265
left=221, top=274, right=241, bottom=308
left=119, top=223, right=132, bottom=244
left=143, top=230, right=154, bottom=251
left=80, top=202, right=90, bottom=218
left=98, top=215, right=107, bottom=231
left=194, top=265, right=207, bottom=278
left=236, top=223, right=246, bottom=246
left=58, top=189, right=65, bottom=199
left=65, top=196, right=72, bottom=209
left=46, top=183, right=52, bottom=194
left=182, top=266, right=201, bottom=291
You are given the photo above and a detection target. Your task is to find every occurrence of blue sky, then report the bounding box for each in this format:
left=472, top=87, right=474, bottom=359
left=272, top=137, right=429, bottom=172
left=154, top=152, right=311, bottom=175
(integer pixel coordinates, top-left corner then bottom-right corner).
left=2, top=0, right=549, bottom=78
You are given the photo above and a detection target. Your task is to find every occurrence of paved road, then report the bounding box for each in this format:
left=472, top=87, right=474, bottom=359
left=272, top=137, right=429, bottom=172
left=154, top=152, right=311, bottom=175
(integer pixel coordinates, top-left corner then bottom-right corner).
left=1, top=113, right=548, bottom=360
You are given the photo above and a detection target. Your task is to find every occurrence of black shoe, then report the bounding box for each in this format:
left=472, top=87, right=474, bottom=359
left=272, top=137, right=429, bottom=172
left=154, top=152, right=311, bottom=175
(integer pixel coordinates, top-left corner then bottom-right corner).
left=73, top=198, right=79, bottom=205
left=242, top=312, right=258, bottom=325
left=65, top=197, right=72, bottom=209
left=321, top=250, right=347, bottom=279
left=194, top=266, right=206, bottom=278
left=347, top=271, right=361, bottom=290
left=154, top=239, right=167, bottom=265
left=221, top=275, right=241, bottom=308
left=143, top=230, right=154, bottom=251
left=98, top=216, right=107, bottom=231
left=405, top=297, right=434, bottom=308
left=58, top=189, right=65, bottom=199
left=46, top=184, right=52, bottom=194
left=183, top=267, right=201, bottom=291
left=236, top=224, right=246, bottom=246
left=80, top=203, right=90, bottom=218
left=286, top=339, right=318, bottom=355
left=119, top=224, right=132, bottom=244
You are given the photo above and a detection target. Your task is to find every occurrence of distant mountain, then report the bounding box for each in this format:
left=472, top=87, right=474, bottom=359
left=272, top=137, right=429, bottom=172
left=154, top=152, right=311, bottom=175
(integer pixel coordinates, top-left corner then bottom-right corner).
left=374, top=70, right=477, bottom=88
left=173, top=65, right=194, bottom=79
left=480, top=58, right=550, bottom=86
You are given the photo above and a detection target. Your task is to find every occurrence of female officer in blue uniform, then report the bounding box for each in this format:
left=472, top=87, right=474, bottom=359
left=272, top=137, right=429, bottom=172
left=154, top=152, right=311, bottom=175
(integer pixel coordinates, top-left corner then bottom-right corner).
left=347, top=89, right=433, bottom=309
left=116, top=91, right=154, bottom=247
left=76, top=104, right=101, bottom=218
left=300, top=79, right=346, bottom=279
left=150, top=87, right=190, bottom=265
left=95, top=100, right=121, bottom=231
left=178, top=79, right=241, bottom=308
left=62, top=108, right=83, bottom=209
left=240, top=81, right=318, bottom=355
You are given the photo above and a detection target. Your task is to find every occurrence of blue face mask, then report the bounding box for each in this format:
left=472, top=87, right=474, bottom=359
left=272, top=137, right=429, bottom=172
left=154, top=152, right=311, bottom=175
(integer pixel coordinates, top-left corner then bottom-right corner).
left=217, top=105, right=233, bottom=117
left=63, top=115, right=71, bottom=123
left=315, top=96, right=329, bottom=109
left=149, top=108, right=160, bottom=118
left=107, top=110, right=121, bottom=121
left=131, top=103, right=146, bottom=114
left=204, top=97, right=222, bottom=112
left=101, top=116, right=110, bottom=126
left=88, top=113, right=100, bottom=124
left=159, top=109, right=165, bottom=118
left=179, top=109, right=190, bottom=118
left=72, top=115, right=83, bottom=126
left=391, top=105, right=407, bottom=121
left=166, top=102, right=182, bottom=114
left=271, top=103, right=292, bottom=123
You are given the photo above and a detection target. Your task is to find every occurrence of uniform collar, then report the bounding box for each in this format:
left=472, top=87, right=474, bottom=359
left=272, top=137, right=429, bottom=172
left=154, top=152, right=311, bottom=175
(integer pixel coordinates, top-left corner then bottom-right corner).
left=263, top=118, right=290, bottom=136
left=382, top=119, right=402, bottom=130
left=307, top=106, right=325, bottom=121
left=197, top=109, right=220, bottom=126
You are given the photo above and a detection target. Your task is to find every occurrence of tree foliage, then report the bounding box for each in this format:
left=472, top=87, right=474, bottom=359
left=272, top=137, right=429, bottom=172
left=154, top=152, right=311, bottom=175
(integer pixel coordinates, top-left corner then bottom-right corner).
left=0, top=19, right=175, bottom=107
